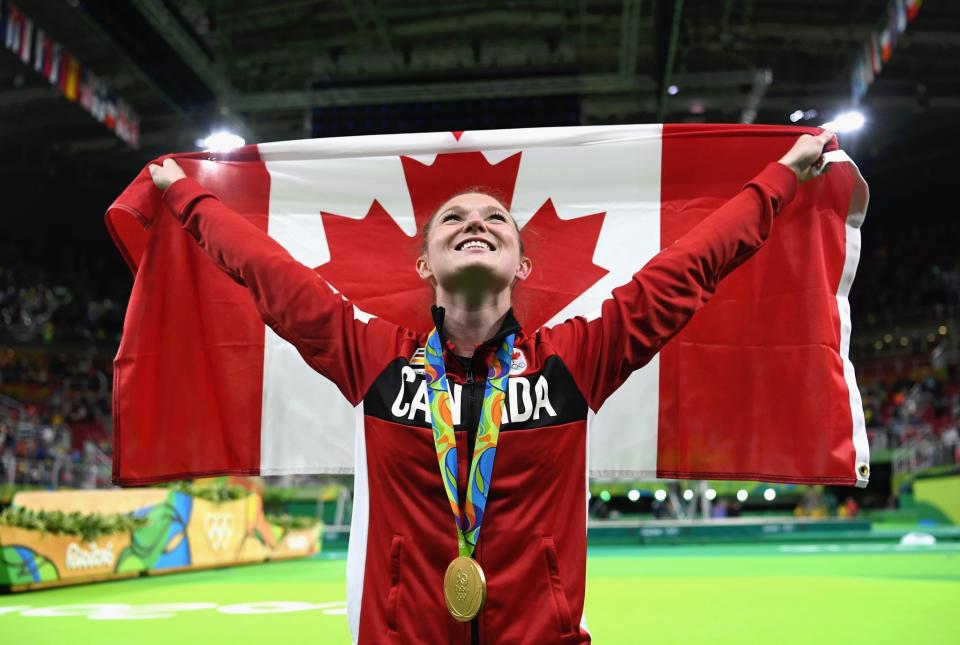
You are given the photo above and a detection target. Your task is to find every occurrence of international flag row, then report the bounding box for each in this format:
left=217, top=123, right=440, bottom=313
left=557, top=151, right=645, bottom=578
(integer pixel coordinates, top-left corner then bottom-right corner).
left=1, top=1, right=140, bottom=147
left=851, top=0, right=922, bottom=104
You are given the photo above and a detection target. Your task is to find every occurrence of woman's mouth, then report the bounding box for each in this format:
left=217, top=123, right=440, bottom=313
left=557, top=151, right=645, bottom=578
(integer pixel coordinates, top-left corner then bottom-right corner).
left=455, top=239, right=494, bottom=251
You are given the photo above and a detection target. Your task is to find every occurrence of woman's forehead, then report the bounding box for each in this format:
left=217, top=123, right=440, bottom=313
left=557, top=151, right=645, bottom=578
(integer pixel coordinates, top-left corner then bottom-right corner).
left=437, top=192, right=509, bottom=213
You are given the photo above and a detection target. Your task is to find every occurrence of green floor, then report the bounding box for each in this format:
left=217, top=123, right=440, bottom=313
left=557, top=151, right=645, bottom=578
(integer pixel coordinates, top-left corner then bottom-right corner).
left=2, top=543, right=958, bottom=644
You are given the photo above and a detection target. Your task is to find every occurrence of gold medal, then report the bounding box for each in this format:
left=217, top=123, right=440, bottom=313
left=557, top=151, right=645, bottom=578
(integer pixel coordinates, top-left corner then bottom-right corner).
left=443, top=556, right=487, bottom=622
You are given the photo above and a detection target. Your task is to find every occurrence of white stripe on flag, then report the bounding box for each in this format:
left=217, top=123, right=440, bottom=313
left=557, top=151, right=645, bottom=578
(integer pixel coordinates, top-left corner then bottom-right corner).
left=260, top=152, right=418, bottom=475
left=259, top=125, right=661, bottom=475
left=831, top=151, right=870, bottom=487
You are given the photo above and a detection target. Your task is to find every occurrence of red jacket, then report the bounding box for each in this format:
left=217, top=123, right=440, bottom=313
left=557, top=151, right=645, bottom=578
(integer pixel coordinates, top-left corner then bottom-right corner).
left=161, top=162, right=797, bottom=644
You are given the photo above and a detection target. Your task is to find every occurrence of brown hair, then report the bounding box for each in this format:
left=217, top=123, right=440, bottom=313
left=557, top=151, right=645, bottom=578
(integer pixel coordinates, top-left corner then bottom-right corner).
left=419, top=186, right=524, bottom=254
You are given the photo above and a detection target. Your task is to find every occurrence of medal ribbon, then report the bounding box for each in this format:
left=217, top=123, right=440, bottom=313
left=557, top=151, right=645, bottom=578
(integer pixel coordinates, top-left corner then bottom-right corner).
left=424, top=328, right=514, bottom=558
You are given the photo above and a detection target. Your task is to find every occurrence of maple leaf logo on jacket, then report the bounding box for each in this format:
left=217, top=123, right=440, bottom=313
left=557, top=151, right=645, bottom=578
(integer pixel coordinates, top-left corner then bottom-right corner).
left=316, top=145, right=609, bottom=331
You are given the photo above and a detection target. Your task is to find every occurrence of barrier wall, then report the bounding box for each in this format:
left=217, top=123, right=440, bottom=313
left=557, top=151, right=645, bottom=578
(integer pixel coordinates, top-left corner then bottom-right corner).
left=913, top=474, right=960, bottom=525
left=1, top=488, right=321, bottom=591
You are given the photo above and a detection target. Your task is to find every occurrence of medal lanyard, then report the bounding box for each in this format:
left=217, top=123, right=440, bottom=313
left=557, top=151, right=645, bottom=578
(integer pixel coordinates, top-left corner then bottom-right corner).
left=424, top=328, right=514, bottom=558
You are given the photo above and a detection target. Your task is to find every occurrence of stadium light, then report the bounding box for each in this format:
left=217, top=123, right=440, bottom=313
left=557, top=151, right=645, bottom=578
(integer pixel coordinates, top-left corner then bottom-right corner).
left=736, top=489, right=748, bottom=502
left=682, top=489, right=694, bottom=501
left=789, top=110, right=804, bottom=123
left=705, top=488, right=717, bottom=501
left=654, top=489, right=667, bottom=502
left=763, top=488, right=776, bottom=501
left=199, top=130, right=246, bottom=151
left=667, top=84, right=679, bottom=95
left=820, top=111, right=865, bottom=133
left=627, top=489, right=641, bottom=502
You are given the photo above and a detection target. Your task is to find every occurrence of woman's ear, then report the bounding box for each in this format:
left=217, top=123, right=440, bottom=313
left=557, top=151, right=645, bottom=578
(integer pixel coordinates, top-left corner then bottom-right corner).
left=416, top=255, right=433, bottom=280
left=514, top=256, right=533, bottom=282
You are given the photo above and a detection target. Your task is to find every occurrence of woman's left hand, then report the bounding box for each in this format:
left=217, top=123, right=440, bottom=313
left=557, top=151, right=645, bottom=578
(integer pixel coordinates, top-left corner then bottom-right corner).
left=778, top=130, right=835, bottom=183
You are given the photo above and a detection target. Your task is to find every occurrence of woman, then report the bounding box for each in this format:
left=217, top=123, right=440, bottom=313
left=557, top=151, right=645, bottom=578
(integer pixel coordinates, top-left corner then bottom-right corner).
left=149, top=130, right=833, bottom=644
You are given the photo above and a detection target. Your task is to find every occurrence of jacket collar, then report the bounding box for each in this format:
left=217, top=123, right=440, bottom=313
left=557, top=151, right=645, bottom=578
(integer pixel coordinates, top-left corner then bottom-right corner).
left=430, top=305, right=521, bottom=357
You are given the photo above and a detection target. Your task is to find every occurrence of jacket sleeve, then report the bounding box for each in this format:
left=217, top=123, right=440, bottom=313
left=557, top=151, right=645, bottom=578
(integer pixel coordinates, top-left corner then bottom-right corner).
left=162, top=177, right=404, bottom=405
left=541, top=161, right=798, bottom=411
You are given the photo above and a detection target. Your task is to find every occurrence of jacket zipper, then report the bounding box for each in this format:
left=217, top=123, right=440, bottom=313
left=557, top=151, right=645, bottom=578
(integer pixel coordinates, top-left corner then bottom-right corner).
left=462, top=361, right=481, bottom=645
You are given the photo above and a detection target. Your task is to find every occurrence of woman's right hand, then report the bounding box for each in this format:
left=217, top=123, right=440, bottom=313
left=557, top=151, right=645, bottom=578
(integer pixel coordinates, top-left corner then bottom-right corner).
left=148, top=158, right=187, bottom=191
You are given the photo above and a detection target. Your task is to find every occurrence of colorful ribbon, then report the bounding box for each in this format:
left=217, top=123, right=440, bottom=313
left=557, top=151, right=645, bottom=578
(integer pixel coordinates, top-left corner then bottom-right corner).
left=424, top=328, right=514, bottom=557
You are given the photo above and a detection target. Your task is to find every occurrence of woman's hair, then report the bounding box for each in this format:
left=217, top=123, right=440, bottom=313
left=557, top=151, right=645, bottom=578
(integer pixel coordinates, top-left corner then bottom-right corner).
left=419, top=186, right=524, bottom=254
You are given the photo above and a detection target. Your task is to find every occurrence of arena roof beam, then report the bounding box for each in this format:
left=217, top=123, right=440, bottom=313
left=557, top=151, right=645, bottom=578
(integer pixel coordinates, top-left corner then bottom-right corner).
left=341, top=0, right=392, bottom=49
left=233, top=69, right=762, bottom=111
left=130, top=0, right=233, bottom=98
left=655, top=0, right=683, bottom=122
left=739, top=68, right=773, bottom=124
left=618, top=0, right=642, bottom=78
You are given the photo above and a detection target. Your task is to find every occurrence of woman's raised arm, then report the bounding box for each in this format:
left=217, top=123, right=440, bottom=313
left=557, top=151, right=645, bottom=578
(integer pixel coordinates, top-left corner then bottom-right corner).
left=541, top=131, right=834, bottom=411
left=149, top=159, right=403, bottom=405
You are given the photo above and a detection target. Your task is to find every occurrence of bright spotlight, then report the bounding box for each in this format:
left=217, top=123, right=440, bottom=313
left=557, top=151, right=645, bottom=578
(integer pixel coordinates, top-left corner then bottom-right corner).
left=682, top=489, right=694, bottom=501
left=821, top=111, right=865, bottom=133
left=627, top=489, right=641, bottom=502
left=789, top=110, right=804, bottom=123
left=200, top=130, right=246, bottom=151
left=599, top=490, right=611, bottom=502
left=654, top=489, right=667, bottom=502
left=763, top=488, right=776, bottom=501
left=667, top=84, right=679, bottom=96
left=736, top=489, right=748, bottom=502
left=705, top=488, right=717, bottom=501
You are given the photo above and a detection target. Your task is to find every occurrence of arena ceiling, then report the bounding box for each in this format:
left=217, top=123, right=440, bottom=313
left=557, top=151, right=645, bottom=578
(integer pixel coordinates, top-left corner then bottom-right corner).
left=1, top=0, right=957, bottom=183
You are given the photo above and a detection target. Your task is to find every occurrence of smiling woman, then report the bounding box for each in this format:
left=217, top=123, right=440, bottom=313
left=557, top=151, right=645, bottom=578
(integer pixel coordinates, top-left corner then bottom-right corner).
left=415, top=190, right=532, bottom=352
left=144, top=130, right=832, bottom=644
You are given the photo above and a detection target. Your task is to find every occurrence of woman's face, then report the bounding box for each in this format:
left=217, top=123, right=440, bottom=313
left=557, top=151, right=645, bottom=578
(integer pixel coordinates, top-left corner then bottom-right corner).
left=417, top=192, right=531, bottom=294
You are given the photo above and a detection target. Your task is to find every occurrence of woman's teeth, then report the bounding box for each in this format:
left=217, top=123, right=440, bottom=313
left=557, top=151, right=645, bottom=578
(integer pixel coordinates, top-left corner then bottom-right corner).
left=460, top=240, right=492, bottom=251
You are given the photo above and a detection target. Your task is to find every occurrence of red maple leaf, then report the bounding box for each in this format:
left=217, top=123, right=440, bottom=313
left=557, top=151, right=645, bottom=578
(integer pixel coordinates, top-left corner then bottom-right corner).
left=316, top=140, right=608, bottom=332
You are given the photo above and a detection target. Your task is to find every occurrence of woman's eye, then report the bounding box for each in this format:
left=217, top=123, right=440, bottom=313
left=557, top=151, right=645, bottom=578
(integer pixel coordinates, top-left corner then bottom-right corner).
left=442, top=213, right=461, bottom=223
left=489, top=213, right=507, bottom=222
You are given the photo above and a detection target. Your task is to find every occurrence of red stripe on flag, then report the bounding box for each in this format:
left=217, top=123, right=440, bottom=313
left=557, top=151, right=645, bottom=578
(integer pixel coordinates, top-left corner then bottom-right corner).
left=657, top=124, right=858, bottom=485
left=108, top=148, right=270, bottom=484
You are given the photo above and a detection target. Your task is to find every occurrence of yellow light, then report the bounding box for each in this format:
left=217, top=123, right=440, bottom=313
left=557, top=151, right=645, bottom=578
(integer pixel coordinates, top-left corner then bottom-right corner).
left=883, top=334, right=893, bottom=343
left=874, top=340, right=884, bottom=350
left=900, top=337, right=909, bottom=347
left=939, top=325, right=949, bottom=336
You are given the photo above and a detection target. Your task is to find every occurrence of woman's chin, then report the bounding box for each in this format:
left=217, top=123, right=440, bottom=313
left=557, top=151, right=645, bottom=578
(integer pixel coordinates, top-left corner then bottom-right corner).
left=440, top=262, right=513, bottom=292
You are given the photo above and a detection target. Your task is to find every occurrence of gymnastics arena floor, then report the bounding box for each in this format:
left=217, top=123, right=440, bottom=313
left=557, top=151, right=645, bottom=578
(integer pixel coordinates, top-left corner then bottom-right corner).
left=2, top=542, right=957, bottom=644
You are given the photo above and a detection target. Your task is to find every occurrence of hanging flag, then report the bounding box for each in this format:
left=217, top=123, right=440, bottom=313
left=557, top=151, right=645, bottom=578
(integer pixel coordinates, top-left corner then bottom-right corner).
left=79, top=68, right=96, bottom=111
left=16, top=11, right=29, bottom=62
left=4, top=5, right=21, bottom=54
left=59, top=53, right=81, bottom=101
left=47, top=41, right=61, bottom=84
left=31, top=26, right=44, bottom=72
left=106, top=125, right=870, bottom=488
left=869, top=33, right=883, bottom=73
left=905, top=0, right=922, bottom=21
left=879, top=27, right=893, bottom=63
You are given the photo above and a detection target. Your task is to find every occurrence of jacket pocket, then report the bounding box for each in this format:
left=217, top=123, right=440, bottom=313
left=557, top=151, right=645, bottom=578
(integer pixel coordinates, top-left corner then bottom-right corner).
left=387, top=534, right=403, bottom=633
left=541, top=535, right=574, bottom=635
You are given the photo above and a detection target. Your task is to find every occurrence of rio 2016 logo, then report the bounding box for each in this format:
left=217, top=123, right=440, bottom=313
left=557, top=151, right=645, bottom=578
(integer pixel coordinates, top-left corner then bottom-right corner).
left=203, top=513, right=235, bottom=551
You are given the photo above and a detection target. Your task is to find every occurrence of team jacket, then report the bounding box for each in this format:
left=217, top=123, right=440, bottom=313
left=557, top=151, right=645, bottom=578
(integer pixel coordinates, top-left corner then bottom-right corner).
left=161, top=161, right=798, bottom=644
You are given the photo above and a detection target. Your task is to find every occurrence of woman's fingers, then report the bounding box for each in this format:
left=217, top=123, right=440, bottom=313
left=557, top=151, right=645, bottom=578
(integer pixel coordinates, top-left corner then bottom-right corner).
left=779, top=130, right=837, bottom=183
left=148, top=158, right=187, bottom=191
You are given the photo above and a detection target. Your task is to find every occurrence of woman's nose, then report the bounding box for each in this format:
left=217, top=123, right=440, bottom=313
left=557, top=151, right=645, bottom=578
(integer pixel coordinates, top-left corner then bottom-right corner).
left=463, top=211, right=487, bottom=231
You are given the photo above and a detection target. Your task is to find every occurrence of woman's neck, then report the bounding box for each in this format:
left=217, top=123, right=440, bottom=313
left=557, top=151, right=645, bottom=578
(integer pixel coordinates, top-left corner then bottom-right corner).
left=435, top=289, right=512, bottom=357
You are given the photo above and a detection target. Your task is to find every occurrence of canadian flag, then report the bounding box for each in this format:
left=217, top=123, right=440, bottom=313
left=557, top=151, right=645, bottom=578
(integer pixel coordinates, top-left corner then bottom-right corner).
left=107, top=124, right=869, bottom=486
